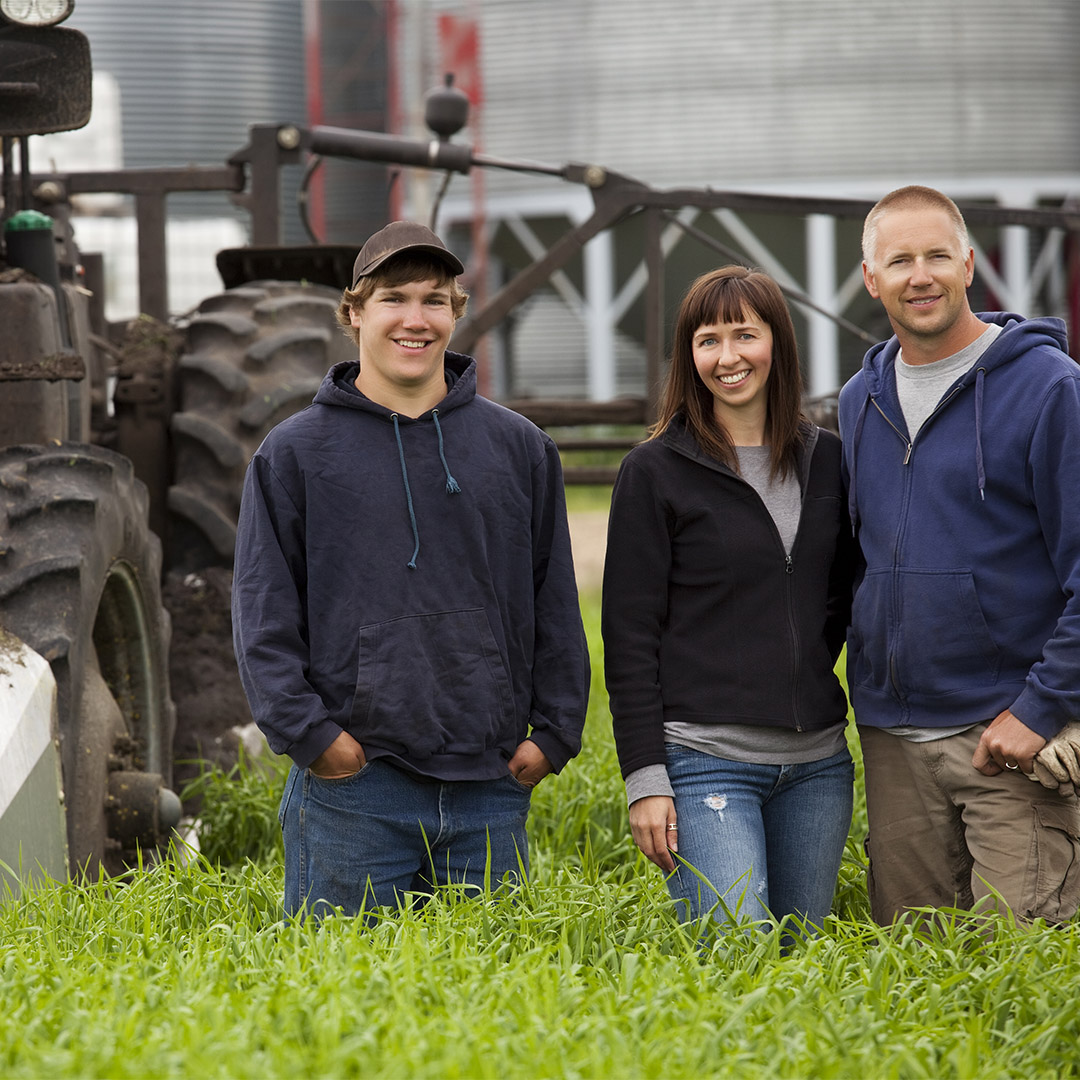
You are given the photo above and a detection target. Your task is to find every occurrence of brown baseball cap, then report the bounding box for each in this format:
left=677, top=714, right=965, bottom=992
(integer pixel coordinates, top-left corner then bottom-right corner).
left=351, top=221, right=465, bottom=287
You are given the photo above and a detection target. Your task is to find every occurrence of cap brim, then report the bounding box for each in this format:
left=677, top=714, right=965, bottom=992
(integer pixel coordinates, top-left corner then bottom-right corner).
left=352, top=244, right=465, bottom=287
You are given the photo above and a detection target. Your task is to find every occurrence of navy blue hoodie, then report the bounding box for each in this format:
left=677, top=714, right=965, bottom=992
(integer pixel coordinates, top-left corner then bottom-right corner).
left=838, top=313, right=1080, bottom=739
left=232, top=352, right=589, bottom=780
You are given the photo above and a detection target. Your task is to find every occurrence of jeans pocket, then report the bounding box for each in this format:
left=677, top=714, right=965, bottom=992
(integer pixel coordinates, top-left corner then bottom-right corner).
left=505, top=771, right=534, bottom=795
left=278, top=765, right=300, bottom=830
left=307, top=760, right=375, bottom=787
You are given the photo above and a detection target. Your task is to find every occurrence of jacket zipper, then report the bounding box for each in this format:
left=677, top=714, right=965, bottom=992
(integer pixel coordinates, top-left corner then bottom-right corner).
left=784, top=552, right=802, bottom=731
left=721, top=464, right=807, bottom=731
left=868, top=384, right=963, bottom=713
left=871, top=384, right=965, bottom=466
left=869, top=398, right=910, bottom=708
left=668, top=425, right=816, bottom=732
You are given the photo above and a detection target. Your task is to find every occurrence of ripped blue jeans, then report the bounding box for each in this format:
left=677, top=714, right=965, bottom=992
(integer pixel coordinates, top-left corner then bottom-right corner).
left=665, top=743, right=853, bottom=930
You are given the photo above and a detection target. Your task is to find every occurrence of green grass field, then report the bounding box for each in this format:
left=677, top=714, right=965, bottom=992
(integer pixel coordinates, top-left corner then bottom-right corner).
left=2, top=591, right=1078, bottom=1079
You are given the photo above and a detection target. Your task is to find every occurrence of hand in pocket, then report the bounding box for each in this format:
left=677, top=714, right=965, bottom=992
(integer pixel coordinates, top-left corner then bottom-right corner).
left=309, top=730, right=367, bottom=778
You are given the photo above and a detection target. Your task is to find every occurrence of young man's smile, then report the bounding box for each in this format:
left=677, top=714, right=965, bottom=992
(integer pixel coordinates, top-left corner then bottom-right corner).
left=350, top=277, right=456, bottom=410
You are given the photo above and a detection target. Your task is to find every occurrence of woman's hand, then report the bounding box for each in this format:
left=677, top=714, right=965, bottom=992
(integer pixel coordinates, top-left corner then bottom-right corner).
left=629, top=795, right=678, bottom=872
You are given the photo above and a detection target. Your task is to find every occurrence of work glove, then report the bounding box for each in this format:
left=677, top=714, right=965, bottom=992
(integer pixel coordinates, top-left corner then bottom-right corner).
left=1026, top=721, right=1080, bottom=797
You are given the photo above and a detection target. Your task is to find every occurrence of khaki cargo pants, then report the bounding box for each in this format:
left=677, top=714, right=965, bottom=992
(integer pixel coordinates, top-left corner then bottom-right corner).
left=859, top=723, right=1080, bottom=925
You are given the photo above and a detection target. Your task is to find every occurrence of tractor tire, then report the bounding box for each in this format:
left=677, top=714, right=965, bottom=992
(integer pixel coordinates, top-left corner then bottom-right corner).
left=0, top=443, right=176, bottom=875
left=167, top=281, right=354, bottom=571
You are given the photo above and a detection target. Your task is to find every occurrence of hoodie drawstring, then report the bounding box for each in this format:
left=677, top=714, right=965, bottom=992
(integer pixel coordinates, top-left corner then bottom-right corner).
left=432, top=410, right=461, bottom=494
left=391, top=411, right=463, bottom=569
left=974, top=367, right=987, bottom=500
left=391, top=413, right=421, bottom=569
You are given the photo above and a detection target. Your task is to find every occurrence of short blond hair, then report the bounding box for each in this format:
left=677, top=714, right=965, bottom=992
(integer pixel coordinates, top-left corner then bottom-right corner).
left=336, top=252, right=469, bottom=347
left=862, top=185, right=970, bottom=271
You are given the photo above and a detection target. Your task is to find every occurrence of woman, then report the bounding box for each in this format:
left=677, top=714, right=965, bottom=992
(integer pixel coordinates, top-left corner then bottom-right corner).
left=602, top=266, right=854, bottom=931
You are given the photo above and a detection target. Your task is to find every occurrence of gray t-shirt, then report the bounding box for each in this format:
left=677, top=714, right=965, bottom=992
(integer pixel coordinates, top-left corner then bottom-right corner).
left=623, top=445, right=847, bottom=806
left=733, top=446, right=800, bottom=554
left=895, top=323, right=1002, bottom=439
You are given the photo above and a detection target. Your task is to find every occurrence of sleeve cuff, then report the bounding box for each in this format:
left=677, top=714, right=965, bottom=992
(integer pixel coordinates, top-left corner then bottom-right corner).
left=287, top=720, right=344, bottom=770
left=1010, top=691, right=1068, bottom=742
left=528, top=729, right=575, bottom=775
left=624, top=762, right=674, bottom=807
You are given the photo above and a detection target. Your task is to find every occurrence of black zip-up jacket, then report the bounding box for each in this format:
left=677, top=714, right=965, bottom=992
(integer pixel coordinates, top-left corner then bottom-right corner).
left=602, top=418, right=854, bottom=778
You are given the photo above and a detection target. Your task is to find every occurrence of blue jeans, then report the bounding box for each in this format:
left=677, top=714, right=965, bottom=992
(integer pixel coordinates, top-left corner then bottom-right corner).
left=665, top=744, right=854, bottom=930
left=278, top=759, right=532, bottom=920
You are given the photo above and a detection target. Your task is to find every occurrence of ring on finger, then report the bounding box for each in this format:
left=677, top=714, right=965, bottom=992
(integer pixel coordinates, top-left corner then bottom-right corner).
left=666, top=823, right=679, bottom=831
left=1005, top=761, right=1019, bottom=770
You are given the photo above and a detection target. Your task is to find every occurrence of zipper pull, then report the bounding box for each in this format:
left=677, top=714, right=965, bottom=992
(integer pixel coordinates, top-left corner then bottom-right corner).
left=785, top=554, right=794, bottom=575
left=903, top=442, right=913, bottom=465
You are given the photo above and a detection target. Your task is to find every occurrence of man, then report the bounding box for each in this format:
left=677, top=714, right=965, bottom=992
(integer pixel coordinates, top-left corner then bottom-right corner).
left=232, top=221, right=589, bottom=919
left=839, top=185, right=1080, bottom=924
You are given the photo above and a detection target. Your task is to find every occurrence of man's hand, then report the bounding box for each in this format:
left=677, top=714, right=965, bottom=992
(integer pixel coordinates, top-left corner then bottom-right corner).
left=508, top=739, right=553, bottom=789
left=1025, top=720, right=1080, bottom=797
left=628, top=795, right=678, bottom=873
left=309, top=730, right=366, bottom=778
left=972, top=709, right=1046, bottom=775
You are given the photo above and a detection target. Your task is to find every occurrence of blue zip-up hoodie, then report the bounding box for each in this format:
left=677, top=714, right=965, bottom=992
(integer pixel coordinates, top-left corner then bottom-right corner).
left=838, top=312, right=1080, bottom=739
left=232, top=352, right=590, bottom=780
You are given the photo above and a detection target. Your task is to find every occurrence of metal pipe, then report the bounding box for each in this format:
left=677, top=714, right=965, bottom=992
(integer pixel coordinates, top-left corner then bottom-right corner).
left=18, top=136, right=31, bottom=209
left=134, top=190, right=168, bottom=321
left=303, top=125, right=473, bottom=174
left=470, top=151, right=567, bottom=178
left=1, top=138, right=16, bottom=227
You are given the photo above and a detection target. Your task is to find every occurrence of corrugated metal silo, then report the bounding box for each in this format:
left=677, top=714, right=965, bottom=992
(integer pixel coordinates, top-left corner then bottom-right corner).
left=67, top=0, right=307, bottom=232
left=403, top=0, right=1080, bottom=398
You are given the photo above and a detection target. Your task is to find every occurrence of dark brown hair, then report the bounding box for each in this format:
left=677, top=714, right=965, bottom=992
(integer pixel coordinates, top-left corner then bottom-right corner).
left=336, top=251, right=469, bottom=346
left=652, top=265, right=805, bottom=478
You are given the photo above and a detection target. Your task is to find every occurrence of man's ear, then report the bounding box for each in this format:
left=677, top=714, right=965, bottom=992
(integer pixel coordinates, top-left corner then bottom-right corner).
left=349, top=305, right=362, bottom=328
left=862, top=261, right=880, bottom=300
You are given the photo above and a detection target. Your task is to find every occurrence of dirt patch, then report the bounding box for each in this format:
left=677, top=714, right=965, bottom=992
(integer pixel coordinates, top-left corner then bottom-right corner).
left=163, top=567, right=253, bottom=803
left=568, top=510, right=608, bottom=593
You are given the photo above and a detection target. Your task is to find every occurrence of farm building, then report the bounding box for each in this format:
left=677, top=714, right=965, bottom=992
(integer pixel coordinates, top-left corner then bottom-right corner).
left=61, top=0, right=1080, bottom=401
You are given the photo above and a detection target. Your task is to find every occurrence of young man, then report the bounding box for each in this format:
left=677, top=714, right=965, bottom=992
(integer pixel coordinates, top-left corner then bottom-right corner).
left=839, top=186, right=1080, bottom=924
left=232, top=221, right=589, bottom=919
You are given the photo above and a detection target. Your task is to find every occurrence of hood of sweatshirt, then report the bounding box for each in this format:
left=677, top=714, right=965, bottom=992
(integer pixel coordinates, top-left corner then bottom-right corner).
left=843, top=312, right=1069, bottom=525
left=312, top=349, right=476, bottom=568
left=313, top=349, right=477, bottom=417
left=857, top=312, right=1067, bottom=399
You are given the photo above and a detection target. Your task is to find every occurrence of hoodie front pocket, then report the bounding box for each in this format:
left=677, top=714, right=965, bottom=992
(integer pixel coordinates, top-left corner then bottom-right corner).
left=348, top=607, right=515, bottom=759
left=849, top=568, right=890, bottom=693
left=893, top=569, right=1001, bottom=697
